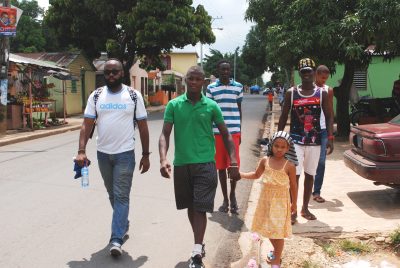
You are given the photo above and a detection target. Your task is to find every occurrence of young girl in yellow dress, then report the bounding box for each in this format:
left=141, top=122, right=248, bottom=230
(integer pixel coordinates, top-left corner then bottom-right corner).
left=240, top=131, right=297, bottom=268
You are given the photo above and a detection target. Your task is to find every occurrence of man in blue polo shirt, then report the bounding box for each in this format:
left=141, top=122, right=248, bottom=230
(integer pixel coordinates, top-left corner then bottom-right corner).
left=206, top=60, right=243, bottom=214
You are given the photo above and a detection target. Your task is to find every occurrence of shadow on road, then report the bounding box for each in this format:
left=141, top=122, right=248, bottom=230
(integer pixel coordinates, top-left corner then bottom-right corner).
left=67, top=246, right=148, bottom=268
left=293, top=219, right=344, bottom=236
left=208, top=211, right=247, bottom=233
left=347, top=188, right=400, bottom=219
left=308, top=198, right=344, bottom=212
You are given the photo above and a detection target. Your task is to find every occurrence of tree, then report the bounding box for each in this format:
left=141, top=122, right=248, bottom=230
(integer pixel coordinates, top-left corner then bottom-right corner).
left=246, top=0, right=400, bottom=137
left=202, top=48, right=262, bottom=86
left=9, top=0, right=59, bottom=53
left=45, top=0, right=215, bottom=83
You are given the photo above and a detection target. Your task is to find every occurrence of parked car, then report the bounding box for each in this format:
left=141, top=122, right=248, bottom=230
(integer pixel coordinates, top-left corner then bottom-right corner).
left=250, top=85, right=261, bottom=94
left=343, top=114, right=400, bottom=188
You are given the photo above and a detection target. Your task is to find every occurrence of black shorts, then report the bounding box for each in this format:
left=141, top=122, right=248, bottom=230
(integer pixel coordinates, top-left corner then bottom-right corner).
left=173, top=162, right=218, bottom=213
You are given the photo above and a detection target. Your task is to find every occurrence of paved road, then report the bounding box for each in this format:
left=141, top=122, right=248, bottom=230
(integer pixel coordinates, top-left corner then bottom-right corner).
left=0, top=94, right=267, bottom=268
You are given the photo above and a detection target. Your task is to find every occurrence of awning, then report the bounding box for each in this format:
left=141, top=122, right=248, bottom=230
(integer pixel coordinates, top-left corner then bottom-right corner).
left=9, top=53, right=69, bottom=72
left=162, top=70, right=184, bottom=78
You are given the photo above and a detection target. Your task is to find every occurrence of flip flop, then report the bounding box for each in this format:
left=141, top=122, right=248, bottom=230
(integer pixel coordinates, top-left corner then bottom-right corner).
left=301, top=211, right=317, bottom=220
left=218, top=201, right=229, bottom=213
left=313, top=195, right=326, bottom=203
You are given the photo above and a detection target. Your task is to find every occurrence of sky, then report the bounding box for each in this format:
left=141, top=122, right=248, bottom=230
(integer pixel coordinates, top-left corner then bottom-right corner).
left=37, top=0, right=253, bottom=56
left=36, top=0, right=269, bottom=82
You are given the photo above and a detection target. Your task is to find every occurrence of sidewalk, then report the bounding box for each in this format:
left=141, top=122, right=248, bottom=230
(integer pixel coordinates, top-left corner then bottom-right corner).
left=0, top=105, right=165, bottom=147
left=233, top=99, right=400, bottom=267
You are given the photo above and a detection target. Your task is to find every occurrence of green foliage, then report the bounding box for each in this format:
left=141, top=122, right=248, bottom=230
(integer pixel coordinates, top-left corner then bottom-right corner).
left=9, top=0, right=59, bottom=52
left=302, top=260, right=322, bottom=268
left=321, top=242, right=337, bottom=257
left=245, top=0, right=400, bottom=136
left=45, top=0, right=215, bottom=72
left=339, top=239, right=371, bottom=253
left=202, top=48, right=262, bottom=86
left=390, top=227, right=400, bottom=250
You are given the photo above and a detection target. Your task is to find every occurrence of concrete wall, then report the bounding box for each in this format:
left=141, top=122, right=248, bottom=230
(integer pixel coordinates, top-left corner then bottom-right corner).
left=170, top=53, right=198, bottom=75
left=293, top=56, right=400, bottom=111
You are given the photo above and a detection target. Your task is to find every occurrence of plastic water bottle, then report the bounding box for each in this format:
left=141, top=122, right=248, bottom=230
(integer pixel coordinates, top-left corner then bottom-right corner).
left=81, top=166, right=89, bottom=188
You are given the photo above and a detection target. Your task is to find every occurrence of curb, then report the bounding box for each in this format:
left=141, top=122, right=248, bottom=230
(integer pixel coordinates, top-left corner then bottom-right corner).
left=0, top=125, right=82, bottom=147
left=0, top=106, right=165, bottom=147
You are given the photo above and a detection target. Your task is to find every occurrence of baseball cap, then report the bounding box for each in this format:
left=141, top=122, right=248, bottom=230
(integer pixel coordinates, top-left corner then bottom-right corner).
left=298, top=58, right=316, bottom=71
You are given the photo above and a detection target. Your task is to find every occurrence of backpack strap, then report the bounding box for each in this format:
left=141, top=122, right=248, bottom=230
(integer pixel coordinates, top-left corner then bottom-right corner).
left=127, top=87, right=138, bottom=123
left=93, top=86, right=105, bottom=119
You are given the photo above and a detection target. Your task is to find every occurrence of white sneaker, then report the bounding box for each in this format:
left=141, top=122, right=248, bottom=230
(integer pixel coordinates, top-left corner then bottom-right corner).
left=110, top=242, right=122, bottom=257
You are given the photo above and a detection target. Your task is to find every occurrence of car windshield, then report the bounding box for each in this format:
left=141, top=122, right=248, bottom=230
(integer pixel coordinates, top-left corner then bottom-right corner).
left=389, top=114, right=400, bottom=125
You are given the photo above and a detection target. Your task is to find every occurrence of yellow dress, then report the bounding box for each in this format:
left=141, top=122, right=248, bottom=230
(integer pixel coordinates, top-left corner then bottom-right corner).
left=252, top=158, right=292, bottom=239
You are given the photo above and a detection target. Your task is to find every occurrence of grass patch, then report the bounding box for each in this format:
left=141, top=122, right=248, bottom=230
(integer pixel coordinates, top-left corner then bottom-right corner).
left=302, top=260, right=322, bottom=268
left=321, top=243, right=337, bottom=257
left=339, top=239, right=371, bottom=253
left=390, top=227, right=400, bottom=251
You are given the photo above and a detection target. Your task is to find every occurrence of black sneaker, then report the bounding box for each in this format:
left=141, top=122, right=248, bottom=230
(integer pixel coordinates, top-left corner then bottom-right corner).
left=189, top=254, right=205, bottom=268
left=110, top=242, right=122, bottom=257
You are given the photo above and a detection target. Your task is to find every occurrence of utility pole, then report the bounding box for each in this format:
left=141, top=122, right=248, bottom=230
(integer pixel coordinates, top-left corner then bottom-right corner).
left=233, top=47, right=239, bottom=81
left=200, top=16, right=222, bottom=68
left=0, top=0, right=11, bottom=135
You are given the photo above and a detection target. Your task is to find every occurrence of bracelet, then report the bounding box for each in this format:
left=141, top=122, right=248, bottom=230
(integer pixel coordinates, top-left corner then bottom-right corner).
left=78, top=149, right=86, bottom=154
left=142, top=152, right=151, bottom=156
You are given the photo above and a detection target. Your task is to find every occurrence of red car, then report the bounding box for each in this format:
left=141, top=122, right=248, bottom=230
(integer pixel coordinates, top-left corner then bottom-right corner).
left=344, top=114, right=400, bottom=188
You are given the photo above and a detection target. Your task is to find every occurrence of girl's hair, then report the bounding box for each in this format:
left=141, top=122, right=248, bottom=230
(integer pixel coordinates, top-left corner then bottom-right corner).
left=266, top=131, right=298, bottom=166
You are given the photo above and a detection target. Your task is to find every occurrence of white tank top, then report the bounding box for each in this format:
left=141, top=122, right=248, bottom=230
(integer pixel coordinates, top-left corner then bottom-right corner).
left=317, top=85, right=329, bottom=129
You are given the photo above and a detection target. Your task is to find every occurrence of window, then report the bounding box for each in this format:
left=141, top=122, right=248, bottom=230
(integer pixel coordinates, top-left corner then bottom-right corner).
left=353, top=69, right=367, bottom=91
left=71, top=80, right=77, bottom=93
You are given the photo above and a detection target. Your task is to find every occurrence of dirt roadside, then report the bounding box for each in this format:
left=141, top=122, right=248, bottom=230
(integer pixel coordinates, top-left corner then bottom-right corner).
left=232, top=106, right=400, bottom=268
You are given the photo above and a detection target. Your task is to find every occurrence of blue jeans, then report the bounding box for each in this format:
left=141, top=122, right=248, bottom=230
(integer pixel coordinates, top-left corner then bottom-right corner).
left=313, top=129, right=327, bottom=196
left=97, top=150, right=135, bottom=245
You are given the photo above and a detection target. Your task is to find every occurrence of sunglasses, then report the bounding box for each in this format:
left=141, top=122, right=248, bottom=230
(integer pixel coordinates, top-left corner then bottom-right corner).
left=104, top=69, right=121, bottom=76
left=300, top=68, right=313, bottom=74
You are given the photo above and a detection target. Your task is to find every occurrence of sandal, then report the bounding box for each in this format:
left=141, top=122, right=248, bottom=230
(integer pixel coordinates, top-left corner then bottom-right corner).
left=266, top=251, right=275, bottom=264
left=291, top=213, right=297, bottom=225
left=301, top=211, right=317, bottom=220
left=230, top=200, right=239, bottom=214
left=218, top=201, right=229, bottom=213
left=313, top=195, right=326, bottom=203
left=266, top=251, right=282, bottom=264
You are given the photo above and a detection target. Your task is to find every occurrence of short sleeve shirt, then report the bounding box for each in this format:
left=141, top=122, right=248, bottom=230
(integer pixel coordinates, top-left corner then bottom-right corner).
left=206, top=79, right=243, bottom=134
left=84, top=85, right=147, bottom=154
left=164, top=93, right=224, bottom=166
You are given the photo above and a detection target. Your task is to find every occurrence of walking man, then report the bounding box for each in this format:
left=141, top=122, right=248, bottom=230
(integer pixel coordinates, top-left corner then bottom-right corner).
left=278, top=58, right=334, bottom=223
left=206, top=60, right=243, bottom=214
left=312, top=65, right=334, bottom=203
left=159, top=66, right=240, bottom=268
left=75, top=59, right=150, bottom=256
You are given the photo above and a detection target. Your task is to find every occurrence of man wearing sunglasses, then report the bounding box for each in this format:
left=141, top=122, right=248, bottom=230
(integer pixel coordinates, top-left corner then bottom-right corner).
left=75, top=59, right=150, bottom=257
left=278, top=58, right=334, bottom=224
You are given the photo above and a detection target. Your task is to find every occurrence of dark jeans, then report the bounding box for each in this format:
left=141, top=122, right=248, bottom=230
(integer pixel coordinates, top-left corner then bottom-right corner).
left=313, top=129, right=327, bottom=196
left=97, top=150, right=135, bottom=245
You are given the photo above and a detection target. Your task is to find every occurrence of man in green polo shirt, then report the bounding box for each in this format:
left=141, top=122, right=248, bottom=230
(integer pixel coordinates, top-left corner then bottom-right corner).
left=159, top=66, right=240, bottom=268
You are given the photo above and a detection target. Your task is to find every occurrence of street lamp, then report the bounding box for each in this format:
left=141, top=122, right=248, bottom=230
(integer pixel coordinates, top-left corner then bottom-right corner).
left=200, top=27, right=223, bottom=68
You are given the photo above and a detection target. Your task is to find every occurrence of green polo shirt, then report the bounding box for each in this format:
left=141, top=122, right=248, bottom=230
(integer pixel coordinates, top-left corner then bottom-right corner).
left=164, top=93, right=225, bottom=166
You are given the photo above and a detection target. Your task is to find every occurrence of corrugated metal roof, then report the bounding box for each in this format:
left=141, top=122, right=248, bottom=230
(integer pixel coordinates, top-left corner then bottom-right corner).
left=10, top=53, right=69, bottom=71
left=15, top=52, right=80, bottom=68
